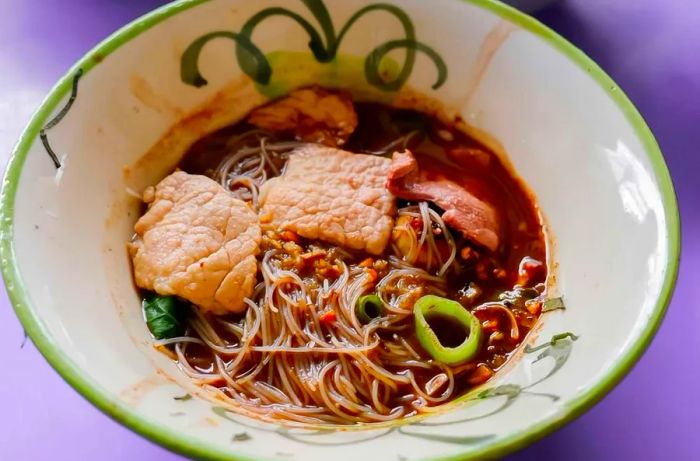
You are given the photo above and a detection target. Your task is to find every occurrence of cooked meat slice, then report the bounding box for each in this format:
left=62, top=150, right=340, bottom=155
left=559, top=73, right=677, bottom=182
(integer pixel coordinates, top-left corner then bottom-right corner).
left=387, top=150, right=500, bottom=251
left=131, top=171, right=261, bottom=314
left=259, top=145, right=395, bottom=254
left=248, top=87, right=358, bottom=147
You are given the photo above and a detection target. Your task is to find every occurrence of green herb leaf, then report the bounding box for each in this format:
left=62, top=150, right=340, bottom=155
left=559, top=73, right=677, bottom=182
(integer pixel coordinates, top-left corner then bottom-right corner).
left=174, top=393, right=192, bottom=402
left=143, top=294, right=185, bottom=339
left=542, top=297, right=566, bottom=312
left=232, top=432, right=251, bottom=442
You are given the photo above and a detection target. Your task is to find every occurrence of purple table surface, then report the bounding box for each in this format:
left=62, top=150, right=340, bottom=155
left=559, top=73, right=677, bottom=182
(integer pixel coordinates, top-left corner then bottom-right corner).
left=1, top=0, right=698, bottom=459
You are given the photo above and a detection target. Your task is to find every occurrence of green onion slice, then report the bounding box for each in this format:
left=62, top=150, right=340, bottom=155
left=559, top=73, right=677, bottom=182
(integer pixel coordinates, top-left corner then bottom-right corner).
left=413, top=295, right=482, bottom=366
left=356, top=294, right=385, bottom=324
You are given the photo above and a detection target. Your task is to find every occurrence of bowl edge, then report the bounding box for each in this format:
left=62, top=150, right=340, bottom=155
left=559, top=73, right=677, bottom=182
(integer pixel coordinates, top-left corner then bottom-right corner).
left=0, top=0, right=681, bottom=460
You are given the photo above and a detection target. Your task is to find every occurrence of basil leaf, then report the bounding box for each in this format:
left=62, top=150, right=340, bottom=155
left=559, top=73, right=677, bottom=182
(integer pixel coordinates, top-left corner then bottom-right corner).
left=143, top=294, right=185, bottom=339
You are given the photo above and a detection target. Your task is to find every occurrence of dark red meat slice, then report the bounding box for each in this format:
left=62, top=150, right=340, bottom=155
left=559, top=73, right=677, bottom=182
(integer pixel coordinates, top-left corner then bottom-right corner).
left=386, top=150, right=500, bottom=251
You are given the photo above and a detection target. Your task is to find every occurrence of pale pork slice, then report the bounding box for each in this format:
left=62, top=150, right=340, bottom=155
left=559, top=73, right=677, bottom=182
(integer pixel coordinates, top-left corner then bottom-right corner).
left=259, top=145, right=395, bottom=254
left=248, top=87, right=358, bottom=147
left=131, top=171, right=261, bottom=314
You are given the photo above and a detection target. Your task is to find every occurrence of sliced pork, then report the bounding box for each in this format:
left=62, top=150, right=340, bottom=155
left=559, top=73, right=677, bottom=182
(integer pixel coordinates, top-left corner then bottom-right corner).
left=387, top=150, right=500, bottom=251
left=130, top=171, right=261, bottom=314
left=248, top=87, right=358, bottom=147
left=259, top=145, right=395, bottom=254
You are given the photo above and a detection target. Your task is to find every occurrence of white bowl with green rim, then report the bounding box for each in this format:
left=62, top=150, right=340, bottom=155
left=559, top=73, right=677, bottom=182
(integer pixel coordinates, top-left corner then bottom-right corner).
left=0, top=0, right=679, bottom=460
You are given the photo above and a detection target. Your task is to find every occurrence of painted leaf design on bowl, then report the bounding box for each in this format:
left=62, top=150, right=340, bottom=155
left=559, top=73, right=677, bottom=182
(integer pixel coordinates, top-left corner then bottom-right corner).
left=180, top=0, right=447, bottom=92
left=39, top=68, right=83, bottom=169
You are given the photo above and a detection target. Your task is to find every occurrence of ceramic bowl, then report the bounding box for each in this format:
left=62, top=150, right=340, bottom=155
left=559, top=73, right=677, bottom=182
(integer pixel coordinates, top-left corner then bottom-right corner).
left=1, top=0, right=679, bottom=460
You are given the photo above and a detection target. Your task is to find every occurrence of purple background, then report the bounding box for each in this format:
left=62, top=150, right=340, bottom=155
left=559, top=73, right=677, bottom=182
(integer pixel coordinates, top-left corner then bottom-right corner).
left=1, top=0, right=698, bottom=459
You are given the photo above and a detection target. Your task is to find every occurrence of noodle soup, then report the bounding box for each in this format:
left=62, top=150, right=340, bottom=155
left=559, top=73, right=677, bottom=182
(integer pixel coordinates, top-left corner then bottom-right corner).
left=129, top=89, right=547, bottom=425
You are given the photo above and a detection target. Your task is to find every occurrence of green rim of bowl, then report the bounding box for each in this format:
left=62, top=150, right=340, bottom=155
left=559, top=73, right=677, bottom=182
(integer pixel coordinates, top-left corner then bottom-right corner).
left=0, top=0, right=680, bottom=460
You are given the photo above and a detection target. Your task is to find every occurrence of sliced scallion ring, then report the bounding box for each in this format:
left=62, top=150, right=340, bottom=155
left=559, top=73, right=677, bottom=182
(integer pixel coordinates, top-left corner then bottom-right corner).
left=413, top=295, right=482, bottom=365
left=356, top=294, right=385, bottom=324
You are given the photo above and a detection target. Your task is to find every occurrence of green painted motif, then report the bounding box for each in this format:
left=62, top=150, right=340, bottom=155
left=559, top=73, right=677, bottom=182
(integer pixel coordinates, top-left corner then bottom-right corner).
left=525, top=332, right=578, bottom=353
left=180, top=0, right=447, bottom=93
left=39, top=68, right=83, bottom=168
left=252, top=51, right=402, bottom=100
left=398, top=427, right=496, bottom=445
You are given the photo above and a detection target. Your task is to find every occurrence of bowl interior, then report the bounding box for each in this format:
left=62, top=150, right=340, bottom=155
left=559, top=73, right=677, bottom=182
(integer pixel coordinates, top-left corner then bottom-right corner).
left=2, top=0, right=678, bottom=460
